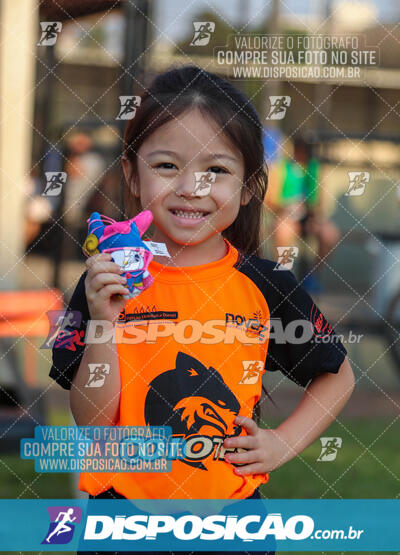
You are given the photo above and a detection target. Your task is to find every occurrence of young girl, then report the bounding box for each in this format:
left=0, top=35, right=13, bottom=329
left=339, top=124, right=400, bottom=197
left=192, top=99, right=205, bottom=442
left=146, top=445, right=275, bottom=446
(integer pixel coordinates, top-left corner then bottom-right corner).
left=50, top=65, right=355, bottom=555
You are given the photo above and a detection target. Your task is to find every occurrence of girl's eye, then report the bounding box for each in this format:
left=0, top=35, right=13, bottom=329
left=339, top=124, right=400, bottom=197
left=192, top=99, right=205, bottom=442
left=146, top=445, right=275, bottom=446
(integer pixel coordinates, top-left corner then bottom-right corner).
left=154, top=163, right=229, bottom=174
left=154, top=162, right=177, bottom=170
left=208, top=166, right=228, bottom=174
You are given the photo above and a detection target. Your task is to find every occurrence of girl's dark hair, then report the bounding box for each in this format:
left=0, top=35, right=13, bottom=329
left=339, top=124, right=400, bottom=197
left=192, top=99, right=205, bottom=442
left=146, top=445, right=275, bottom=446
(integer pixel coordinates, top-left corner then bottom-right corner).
left=122, top=64, right=268, bottom=258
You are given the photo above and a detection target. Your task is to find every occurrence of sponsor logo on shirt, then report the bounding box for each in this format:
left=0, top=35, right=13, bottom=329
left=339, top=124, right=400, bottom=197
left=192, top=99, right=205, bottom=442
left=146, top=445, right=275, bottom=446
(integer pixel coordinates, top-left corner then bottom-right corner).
left=310, top=303, right=333, bottom=338
left=118, top=307, right=178, bottom=322
left=225, top=310, right=268, bottom=340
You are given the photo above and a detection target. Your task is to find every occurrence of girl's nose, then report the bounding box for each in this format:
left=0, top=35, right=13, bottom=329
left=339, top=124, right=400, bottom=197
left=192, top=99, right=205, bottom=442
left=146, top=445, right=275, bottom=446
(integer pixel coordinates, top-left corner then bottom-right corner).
left=174, top=174, right=197, bottom=197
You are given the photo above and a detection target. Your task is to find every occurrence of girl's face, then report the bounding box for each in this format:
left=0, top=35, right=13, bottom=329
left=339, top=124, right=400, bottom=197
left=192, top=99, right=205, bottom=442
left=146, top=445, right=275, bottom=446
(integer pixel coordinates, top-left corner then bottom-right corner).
left=123, top=108, right=251, bottom=247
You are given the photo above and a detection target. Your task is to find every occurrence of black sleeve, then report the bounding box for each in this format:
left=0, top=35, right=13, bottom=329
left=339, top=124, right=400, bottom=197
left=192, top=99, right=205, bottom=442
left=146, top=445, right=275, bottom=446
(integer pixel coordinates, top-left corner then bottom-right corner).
left=49, top=271, right=89, bottom=390
left=265, top=269, right=347, bottom=387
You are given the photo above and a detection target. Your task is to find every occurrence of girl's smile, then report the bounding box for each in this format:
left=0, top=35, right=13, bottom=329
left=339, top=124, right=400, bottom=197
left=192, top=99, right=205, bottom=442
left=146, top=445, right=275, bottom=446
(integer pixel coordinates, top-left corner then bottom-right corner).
left=168, top=206, right=210, bottom=225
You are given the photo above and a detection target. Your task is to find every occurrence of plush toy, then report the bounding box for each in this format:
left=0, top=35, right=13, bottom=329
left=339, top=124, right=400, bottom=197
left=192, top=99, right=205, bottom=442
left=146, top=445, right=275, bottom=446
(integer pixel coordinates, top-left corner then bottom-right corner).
left=82, top=210, right=154, bottom=299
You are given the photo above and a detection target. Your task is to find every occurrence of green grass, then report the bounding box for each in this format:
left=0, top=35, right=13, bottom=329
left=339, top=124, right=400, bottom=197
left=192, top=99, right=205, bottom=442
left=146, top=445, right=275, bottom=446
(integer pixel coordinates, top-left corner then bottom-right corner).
left=1, top=414, right=399, bottom=553
left=0, top=455, right=73, bottom=498
left=260, top=417, right=400, bottom=499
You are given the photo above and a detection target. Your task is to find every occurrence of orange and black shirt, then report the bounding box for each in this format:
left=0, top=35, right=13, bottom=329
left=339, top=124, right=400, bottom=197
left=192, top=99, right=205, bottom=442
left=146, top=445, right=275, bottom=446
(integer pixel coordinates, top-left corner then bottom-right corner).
left=50, top=238, right=346, bottom=499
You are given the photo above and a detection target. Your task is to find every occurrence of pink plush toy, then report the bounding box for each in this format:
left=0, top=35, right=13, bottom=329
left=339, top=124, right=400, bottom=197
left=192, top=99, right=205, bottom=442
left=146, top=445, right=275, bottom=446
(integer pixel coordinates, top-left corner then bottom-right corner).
left=82, top=210, right=154, bottom=299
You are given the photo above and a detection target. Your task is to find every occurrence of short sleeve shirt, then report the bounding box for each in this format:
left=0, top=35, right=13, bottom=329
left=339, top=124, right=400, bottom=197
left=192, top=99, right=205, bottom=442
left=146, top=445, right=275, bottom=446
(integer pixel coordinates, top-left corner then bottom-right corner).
left=49, top=239, right=346, bottom=499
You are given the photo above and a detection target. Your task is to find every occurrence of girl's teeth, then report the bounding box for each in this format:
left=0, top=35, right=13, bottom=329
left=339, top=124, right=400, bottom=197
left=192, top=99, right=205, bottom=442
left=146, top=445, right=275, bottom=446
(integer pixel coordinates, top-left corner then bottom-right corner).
left=173, top=210, right=206, bottom=219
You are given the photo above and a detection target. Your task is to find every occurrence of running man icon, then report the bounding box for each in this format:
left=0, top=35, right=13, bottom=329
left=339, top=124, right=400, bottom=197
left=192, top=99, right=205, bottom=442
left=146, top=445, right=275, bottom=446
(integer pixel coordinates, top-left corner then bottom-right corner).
left=43, top=507, right=76, bottom=543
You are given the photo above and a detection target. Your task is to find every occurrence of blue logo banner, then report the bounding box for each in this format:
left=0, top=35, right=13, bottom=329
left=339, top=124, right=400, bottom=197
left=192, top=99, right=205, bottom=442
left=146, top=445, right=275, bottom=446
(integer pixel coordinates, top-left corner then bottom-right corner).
left=0, top=499, right=398, bottom=551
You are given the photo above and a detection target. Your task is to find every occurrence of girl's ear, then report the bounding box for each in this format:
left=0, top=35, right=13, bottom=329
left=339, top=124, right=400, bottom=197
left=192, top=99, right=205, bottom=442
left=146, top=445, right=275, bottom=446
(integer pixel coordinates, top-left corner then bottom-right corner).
left=122, top=156, right=140, bottom=198
left=240, top=185, right=253, bottom=206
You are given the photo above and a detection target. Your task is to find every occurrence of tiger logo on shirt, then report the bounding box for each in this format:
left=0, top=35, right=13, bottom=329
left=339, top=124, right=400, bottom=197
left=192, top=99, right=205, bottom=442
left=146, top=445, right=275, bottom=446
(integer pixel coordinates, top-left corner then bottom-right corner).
left=144, top=351, right=243, bottom=469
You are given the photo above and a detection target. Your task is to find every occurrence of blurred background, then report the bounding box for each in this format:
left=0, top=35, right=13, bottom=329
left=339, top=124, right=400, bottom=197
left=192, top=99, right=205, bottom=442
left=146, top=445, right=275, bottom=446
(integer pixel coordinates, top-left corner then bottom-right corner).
left=0, top=1, right=399, bottom=548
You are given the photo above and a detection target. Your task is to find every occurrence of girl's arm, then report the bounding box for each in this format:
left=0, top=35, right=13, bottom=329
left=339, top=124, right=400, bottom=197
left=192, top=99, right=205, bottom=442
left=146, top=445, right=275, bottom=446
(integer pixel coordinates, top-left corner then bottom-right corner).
left=69, top=336, right=121, bottom=427
left=69, top=252, right=129, bottom=427
left=223, top=357, right=355, bottom=474
left=273, top=356, right=355, bottom=466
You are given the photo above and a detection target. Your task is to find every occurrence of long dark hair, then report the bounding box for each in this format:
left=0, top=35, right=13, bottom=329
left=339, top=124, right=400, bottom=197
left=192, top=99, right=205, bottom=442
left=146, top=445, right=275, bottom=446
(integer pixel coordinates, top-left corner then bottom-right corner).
left=122, top=64, right=268, bottom=258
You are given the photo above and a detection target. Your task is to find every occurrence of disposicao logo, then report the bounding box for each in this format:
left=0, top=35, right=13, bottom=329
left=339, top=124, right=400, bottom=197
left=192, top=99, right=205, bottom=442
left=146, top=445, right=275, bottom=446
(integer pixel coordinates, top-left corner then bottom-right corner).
left=83, top=512, right=312, bottom=541
left=41, top=506, right=82, bottom=545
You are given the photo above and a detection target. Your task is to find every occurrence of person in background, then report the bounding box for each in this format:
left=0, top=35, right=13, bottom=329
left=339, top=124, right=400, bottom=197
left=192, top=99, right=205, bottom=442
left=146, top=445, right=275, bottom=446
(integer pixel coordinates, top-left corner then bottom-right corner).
left=265, top=135, right=340, bottom=293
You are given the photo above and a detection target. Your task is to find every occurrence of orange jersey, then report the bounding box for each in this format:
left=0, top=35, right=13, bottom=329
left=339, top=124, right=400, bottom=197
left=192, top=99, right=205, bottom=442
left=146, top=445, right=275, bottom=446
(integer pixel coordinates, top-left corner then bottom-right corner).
left=50, top=238, right=346, bottom=500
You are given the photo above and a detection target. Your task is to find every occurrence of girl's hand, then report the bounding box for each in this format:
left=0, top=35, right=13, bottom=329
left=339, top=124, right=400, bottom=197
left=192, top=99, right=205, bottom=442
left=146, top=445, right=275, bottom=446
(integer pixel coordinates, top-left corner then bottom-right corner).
left=223, top=415, right=291, bottom=475
left=85, top=252, right=130, bottom=323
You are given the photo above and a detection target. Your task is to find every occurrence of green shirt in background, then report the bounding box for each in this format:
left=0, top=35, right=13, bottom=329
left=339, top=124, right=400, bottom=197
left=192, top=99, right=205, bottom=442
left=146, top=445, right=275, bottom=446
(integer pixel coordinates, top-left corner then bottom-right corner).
left=278, top=157, right=321, bottom=208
